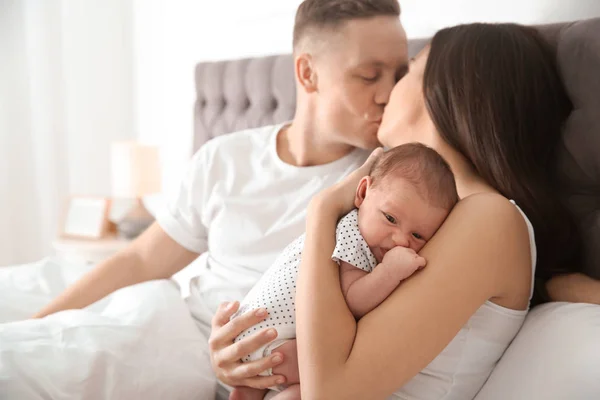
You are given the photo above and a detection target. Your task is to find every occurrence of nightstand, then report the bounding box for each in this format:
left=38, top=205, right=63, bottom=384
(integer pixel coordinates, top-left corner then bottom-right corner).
left=52, top=236, right=131, bottom=265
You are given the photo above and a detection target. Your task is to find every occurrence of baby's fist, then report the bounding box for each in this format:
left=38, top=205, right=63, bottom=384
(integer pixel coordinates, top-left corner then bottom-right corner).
left=381, top=246, right=426, bottom=281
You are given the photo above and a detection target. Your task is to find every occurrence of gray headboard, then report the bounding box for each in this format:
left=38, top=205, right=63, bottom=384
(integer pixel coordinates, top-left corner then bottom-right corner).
left=193, top=55, right=295, bottom=152
left=193, top=19, right=600, bottom=279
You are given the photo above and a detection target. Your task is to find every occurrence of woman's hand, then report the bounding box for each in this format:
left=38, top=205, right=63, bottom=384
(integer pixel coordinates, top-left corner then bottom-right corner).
left=546, top=273, right=600, bottom=305
left=208, top=301, right=286, bottom=389
left=311, top=147, right=383, bottom=217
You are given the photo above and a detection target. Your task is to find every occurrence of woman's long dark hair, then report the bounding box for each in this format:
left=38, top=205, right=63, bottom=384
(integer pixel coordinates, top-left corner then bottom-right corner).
left=423, top=23, right=581, bottom=289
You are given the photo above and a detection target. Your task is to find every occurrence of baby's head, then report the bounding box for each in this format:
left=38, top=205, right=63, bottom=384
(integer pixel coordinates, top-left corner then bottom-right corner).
left=355, top=143, right=459, bottom=262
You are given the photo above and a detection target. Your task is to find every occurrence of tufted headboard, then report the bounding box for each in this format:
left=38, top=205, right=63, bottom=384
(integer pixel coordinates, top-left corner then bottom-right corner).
left=193, top=19, right=600, bottom=279
left=193, top=55, right=296, bottom=152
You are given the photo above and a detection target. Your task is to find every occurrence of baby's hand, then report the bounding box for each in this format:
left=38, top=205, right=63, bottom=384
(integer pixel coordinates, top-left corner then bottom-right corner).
left=381, top=247, right=427, bottom=282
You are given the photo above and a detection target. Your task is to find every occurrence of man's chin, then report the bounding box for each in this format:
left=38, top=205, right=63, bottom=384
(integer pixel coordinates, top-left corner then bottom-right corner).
left=354, top=135, right=382, bottom=150
left=339, top=124, right=381, bottom=150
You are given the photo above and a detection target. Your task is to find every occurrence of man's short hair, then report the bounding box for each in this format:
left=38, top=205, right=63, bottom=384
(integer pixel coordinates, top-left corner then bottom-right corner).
left=369, top=143, right=459, bottom=211
left=293, top=0, right=401, bottom=52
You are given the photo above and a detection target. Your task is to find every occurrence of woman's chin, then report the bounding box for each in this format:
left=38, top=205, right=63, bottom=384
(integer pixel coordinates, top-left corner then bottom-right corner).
left=377, top=126, right=403, bottom=148
left=377, top=133, right=401, bottom=149
left=378, top=130, right=421, bottom=149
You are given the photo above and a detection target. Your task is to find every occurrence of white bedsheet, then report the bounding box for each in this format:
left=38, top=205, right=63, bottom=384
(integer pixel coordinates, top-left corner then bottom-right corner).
left=0, top=257, right=217, bottom=400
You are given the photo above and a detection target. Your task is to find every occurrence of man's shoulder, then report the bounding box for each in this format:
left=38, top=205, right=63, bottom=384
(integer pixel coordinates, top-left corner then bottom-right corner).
left=201, top=124, right=279, bottom=153
left=188, top=124, right=281, bottom=169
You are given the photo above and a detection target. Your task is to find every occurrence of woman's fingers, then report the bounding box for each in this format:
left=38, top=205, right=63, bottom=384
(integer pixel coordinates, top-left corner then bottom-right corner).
left=365, top=146, right=384, bottom=166
left=356, top=147, right=384, bottom=175
left=210, top=308, right=271, bottom=350
left=211, top=301, right=240, bottom=330
left=217, top=327, right=278, bottom=365
left=229, top=351, right=285, bottom=381
left=339, top=147, right=384, bottom=194
left=241, top=374, right=287, bottom=390
left=208, top=304, right=279, bottom=387
left=347, top=147, right=383, bottom=181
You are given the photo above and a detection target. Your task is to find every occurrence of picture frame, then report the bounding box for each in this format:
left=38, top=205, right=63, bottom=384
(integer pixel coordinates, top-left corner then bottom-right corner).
left=60, top=196, right=114, bottom=239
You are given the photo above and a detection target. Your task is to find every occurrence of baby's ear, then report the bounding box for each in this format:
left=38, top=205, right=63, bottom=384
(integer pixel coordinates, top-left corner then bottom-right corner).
left=354, top=176, right=372, bottom=208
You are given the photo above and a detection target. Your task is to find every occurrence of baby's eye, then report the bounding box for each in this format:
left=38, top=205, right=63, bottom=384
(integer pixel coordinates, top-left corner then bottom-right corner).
left=412, top=232, right=423, bottom=240
left=384, top=213, right=396, bottom=224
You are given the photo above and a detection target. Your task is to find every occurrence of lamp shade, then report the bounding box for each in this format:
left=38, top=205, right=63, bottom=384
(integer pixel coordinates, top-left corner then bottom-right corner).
left=110, top=141, right=161, bottom=198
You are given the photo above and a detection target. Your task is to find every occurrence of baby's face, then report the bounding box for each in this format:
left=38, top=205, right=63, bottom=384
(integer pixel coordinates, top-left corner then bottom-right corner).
left=355, top=176, right=450, bottom=263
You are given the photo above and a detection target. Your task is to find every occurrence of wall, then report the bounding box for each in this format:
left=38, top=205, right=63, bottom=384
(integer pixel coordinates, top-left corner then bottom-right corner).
left=0, top=0, right=136, bottom=264
left=3, top=0, right=137, bottom=198
left=62, top=0, right=137, bottom=196
left=133, top=0, right=600, bottom=213
left=402, top=0, right=600, bottom=39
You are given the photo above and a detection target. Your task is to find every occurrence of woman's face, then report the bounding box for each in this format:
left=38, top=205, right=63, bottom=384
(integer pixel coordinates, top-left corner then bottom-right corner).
left=377, top=47, right=431, bottom=148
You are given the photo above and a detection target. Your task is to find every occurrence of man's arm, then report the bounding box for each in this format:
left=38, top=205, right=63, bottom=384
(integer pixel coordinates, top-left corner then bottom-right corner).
left=33, top=223, right=199, bottom=318
left=340, top=261, right=405, bottom=319
left=546, top=273, right=600, bottom=305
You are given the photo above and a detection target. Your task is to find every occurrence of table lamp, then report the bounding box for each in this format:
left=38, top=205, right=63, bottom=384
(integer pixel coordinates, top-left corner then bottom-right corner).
left=110, top=141, right=162, bottom=239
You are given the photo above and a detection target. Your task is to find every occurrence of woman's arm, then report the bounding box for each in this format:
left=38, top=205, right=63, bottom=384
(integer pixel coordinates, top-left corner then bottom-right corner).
left=296, top=193, right=531, bottom=399
left=546, top=273, right=600, bottom=305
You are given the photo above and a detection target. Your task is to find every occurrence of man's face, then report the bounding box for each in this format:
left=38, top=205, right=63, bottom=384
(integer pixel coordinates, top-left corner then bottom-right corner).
left=311, top=16, right=408, bottom=150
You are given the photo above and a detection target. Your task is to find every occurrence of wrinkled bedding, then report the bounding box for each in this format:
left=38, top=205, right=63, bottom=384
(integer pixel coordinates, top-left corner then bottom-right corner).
left=0, top=258, right=217, bottom=400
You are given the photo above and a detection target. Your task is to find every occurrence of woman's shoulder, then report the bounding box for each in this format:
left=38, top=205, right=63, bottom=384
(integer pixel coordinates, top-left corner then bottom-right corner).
left=454, top=192, right=528, bottom=230
left=443, top=192, right=533, bottom=307
left=437, top=192, right=531, bottom=272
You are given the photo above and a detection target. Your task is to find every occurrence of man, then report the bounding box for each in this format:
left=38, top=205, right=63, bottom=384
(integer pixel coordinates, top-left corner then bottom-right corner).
left=19, top=0, right=408, bottom=398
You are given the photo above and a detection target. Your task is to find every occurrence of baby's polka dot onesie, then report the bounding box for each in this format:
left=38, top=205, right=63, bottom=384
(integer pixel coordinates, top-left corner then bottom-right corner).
left=232, top=209, right=377, bottom=363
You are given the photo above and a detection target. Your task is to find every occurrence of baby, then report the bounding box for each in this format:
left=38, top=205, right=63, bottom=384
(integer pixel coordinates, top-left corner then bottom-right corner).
left=231, top=143, right=459, bottom=400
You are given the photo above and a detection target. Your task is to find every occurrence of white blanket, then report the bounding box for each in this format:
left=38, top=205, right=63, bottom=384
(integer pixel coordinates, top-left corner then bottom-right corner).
left=0, top=258, right=217, bottom=400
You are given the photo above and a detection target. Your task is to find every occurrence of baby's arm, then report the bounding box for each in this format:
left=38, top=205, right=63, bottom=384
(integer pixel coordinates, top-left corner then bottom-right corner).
left=340, top=247, right=426, bottom=319
left=340, top=262, right=403, bottom=319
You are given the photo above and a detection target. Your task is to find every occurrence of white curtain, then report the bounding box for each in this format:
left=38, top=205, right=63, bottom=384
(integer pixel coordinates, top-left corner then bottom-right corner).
left=0, top=1, right=67, bottom=265
left=0, top=0, right=136, bottom=266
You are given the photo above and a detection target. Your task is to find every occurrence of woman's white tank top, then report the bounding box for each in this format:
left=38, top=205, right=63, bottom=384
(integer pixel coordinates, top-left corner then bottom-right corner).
left=390, top=201, right=537, bottom=400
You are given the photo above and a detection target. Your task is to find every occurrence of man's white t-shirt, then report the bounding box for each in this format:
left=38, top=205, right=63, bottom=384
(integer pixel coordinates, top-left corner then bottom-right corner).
left=156, top=123, right=368, bottom=322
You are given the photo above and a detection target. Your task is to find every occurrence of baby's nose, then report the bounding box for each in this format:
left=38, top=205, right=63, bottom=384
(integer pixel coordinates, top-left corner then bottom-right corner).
left=392, top=231, right=410, bottom=248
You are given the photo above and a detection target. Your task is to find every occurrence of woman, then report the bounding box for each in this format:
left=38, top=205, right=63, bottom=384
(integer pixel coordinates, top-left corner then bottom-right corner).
left=209, top=23, right=580, bottom=399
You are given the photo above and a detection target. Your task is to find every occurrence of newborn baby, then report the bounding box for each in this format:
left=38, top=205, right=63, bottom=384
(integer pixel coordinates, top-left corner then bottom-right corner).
left=231, top=143, right=459, bottom=400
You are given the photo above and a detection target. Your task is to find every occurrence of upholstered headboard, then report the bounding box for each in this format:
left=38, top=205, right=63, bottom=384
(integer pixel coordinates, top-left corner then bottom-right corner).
left=193, top=55, right=295, bottom=152
left=193, top=19, right=600, bottom=279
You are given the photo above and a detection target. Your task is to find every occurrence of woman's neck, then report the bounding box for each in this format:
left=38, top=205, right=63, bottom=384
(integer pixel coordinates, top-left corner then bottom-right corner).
left=398, top=117, right=496, bottom=200
left=434, top=140, right=497, bottom=200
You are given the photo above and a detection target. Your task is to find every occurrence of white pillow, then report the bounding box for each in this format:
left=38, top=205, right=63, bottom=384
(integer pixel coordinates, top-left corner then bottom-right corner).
left=475, top=302, right=600, bottom=400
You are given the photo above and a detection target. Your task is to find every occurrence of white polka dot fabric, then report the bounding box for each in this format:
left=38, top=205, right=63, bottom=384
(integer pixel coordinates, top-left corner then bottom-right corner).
left=232, top=209, right=377, bottom=363
left=331, top=209, right=378, bottom=272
